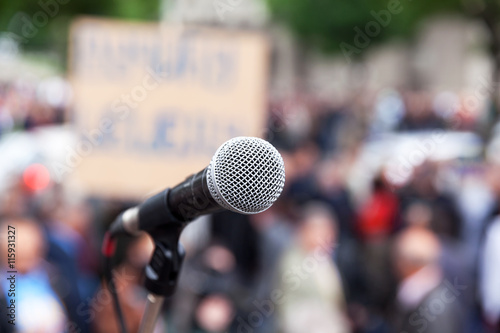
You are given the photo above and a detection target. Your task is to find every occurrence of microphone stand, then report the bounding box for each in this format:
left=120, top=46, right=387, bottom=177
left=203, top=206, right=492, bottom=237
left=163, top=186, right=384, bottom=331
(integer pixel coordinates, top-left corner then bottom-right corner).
left=137, top=190, right=187, bottom=333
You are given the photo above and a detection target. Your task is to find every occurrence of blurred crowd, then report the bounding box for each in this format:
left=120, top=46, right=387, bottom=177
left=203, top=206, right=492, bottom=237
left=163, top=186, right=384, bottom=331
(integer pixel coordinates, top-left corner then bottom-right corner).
left=1, top=80, right=500, bottom=333
left=0, top=78, right=69, bottom=135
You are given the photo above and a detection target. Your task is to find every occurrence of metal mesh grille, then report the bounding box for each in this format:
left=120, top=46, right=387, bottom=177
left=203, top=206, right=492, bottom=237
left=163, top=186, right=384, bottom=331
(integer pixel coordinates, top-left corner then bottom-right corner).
left=206, top=137, right=285, bottom=214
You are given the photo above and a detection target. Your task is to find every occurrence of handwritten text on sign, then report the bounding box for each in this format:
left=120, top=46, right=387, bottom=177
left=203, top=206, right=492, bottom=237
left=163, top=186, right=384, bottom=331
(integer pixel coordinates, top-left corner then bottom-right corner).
left=69, top=18, right=268, bottom=199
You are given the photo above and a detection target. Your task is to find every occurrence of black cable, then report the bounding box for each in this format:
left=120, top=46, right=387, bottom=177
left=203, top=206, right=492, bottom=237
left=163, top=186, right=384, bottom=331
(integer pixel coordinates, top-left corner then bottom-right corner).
left=102, top=232, right=128, bottom=333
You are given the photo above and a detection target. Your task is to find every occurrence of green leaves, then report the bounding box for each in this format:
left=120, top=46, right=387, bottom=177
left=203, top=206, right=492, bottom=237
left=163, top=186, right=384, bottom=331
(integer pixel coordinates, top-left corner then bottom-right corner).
left=0, top=0, right=160, bottom=54
left=266, top=0, right=463, bottom=56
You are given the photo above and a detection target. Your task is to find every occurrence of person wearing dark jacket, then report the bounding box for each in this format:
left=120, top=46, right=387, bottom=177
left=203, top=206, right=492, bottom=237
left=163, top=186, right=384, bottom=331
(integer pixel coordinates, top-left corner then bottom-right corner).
left=392, top=227, right=465, bottom=333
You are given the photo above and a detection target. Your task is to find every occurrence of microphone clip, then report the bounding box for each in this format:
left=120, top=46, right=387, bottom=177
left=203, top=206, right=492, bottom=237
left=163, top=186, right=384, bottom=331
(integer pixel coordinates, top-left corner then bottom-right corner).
left=138, top=220, right=186, bottom=333
left=144, top=223, right=186, bottom=297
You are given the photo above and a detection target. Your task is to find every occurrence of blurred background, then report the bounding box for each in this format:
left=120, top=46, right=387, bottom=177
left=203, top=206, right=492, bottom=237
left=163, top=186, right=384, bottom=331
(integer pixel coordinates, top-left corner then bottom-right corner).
left=1, top=0, right=500, bottom=332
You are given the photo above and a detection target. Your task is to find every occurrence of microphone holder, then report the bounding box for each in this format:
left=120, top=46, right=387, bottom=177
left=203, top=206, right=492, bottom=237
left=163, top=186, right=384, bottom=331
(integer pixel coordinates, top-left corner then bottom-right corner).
left=138, top=190, right=188, bottom=333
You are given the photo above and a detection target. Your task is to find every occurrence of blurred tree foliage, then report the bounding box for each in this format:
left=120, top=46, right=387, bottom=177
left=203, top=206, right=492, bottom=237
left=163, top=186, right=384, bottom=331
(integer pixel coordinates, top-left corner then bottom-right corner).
left=267, top=0, right=500, bottom=132
left=265, top=0, right=463, bottom=56
left=0, top=0, right=160, bottom=56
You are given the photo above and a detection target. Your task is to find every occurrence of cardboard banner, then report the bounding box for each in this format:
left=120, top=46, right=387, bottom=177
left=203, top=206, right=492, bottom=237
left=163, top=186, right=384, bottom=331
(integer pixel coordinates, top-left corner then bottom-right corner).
left=68, top=17, right=269, bottom=199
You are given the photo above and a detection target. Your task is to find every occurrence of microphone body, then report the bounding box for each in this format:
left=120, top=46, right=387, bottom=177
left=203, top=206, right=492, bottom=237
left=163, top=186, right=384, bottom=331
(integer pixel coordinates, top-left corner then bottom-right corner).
left=109, top=137, right=285, bottom=236
left=109, top=168, right=218, bottom=236
left=167, top=168, right=221, bottom=220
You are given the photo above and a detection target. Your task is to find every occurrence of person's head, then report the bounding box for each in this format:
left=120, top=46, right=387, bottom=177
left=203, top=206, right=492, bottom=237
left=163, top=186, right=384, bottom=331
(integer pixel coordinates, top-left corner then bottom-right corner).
left=392, top=227, right=441, bottom=280
left=315, top=156, right=348, bottom=192
left=410, top=161, right=437, bottom=196
left=195, top=293, right=234, bottom=333
left=1, top=217, right=46, bottom=274
left=292, top=141, right=320, bottom=176
left=125, top=233, right=154, bottom=270
left=0, top=177, right=28, bottom=218
left=60, top=201, right=92, bottom=235
left=404, top=90, right=432, bottom=118
left=297, top=202, right=337, bottom=253
left=486, top=162, right=500, bottom=197
left=404, top=202, right=433, bottom=228
left=202, top=243, right=236, bottom=274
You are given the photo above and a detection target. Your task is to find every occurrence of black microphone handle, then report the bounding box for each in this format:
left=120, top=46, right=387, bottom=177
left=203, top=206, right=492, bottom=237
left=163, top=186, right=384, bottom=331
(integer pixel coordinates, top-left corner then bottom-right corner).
left=167, top=168, right=222, bottom=222
left=109, top=168, right=223, bottom=236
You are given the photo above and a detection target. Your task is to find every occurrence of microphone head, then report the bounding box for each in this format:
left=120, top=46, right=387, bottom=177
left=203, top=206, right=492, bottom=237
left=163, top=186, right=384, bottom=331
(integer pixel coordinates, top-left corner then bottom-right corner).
left=206, top=137, right=286, bottom=214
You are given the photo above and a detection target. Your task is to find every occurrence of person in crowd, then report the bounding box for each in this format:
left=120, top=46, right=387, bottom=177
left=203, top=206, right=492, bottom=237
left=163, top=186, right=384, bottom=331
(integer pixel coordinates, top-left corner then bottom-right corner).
left=478, top=162, right=500, bottom=332
left=92, top=234, right=157, bottom=333
left=192, top=293, right=235, bottom=333
left=0, top=217, right=68, bottom=333
left=314, top=156, right=356, bottom=242
left=357, top=176, right=399, bottom=240
left=399, top=162, right=462, bottom=240
left=392, top=226, right=465, bottom=333
left=170, top=240, right=242, bottom=333
left=34, top=190, right=100, bottom=333
left=356, top=175, right=399, bottom=314
left=276, top=202, right=351, bottom=333
left=479, top=215, right=500, bottom=332
left=397, top=91, right=445, bottom=131
left=251, top=200, right=295, bottom=333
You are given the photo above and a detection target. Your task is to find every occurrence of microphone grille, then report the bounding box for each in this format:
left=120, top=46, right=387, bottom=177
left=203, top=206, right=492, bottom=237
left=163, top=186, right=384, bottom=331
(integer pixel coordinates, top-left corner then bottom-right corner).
left=206, top=137, right=285, bottom=214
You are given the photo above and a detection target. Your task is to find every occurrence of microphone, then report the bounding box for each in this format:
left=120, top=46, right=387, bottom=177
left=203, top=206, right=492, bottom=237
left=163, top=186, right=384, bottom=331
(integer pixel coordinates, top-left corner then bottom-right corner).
left=109, top=137, right=286, bottom=236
